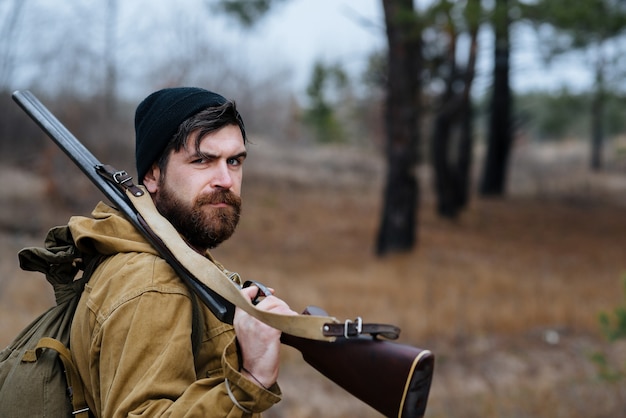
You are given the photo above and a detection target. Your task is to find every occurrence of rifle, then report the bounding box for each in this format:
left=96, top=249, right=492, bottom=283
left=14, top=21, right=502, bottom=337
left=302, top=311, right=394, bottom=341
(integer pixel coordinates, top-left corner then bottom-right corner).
left=12, top=90, right=434, bottom=418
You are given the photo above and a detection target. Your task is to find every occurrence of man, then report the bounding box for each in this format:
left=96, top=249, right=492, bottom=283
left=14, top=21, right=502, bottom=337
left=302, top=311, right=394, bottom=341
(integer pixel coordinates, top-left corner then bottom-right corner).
left=69, top=87, right=295, bottom=417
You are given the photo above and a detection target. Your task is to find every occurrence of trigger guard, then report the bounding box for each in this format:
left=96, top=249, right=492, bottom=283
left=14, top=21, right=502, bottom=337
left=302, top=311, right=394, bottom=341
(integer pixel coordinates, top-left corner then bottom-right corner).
left=242, top=280, right=272, bottom=305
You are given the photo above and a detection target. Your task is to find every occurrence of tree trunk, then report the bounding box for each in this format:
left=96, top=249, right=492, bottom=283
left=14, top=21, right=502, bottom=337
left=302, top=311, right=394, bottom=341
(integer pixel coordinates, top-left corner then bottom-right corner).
left=480, top=0, right=512, bottom=196
left=376, top=0, right=421, bottom=255
left=590, top=59, right=605, bottom=171
left=432, top=17, right=478, bottom=219
left=432, top=96, right=473, bottom=218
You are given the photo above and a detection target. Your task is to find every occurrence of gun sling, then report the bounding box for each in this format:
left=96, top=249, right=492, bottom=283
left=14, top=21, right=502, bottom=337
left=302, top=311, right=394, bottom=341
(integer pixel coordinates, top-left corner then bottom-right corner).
left=125, top=177, right=401, bottom=342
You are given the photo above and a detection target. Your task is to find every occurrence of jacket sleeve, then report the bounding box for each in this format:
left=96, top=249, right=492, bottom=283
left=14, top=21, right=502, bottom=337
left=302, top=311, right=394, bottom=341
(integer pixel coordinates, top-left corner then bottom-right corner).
left=86, top=260, right=281, bottom=418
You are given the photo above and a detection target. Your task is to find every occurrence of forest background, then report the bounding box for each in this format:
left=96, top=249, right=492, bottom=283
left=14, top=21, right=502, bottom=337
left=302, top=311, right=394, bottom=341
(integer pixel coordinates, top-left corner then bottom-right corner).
left=1, top=0, right=626, bottom=417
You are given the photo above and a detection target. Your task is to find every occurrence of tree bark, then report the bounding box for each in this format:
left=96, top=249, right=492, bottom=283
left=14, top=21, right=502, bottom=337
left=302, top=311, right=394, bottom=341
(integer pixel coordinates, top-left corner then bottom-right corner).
left=376, top=0, right=421, bottom=255
left=432, top=96, right=473, bottom=218
left=431, top=12, right=478, bottom=218
left=480, top=0, right=512, bottom=196
left=590, top=58, right=605, bottom=171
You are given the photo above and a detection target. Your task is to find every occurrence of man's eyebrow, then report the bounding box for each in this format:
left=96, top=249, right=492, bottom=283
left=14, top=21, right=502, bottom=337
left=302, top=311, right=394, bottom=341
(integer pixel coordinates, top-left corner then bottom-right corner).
left=193, top=150, right=217, bottom=160
left=193, top=150, right=248, bottom=160
left=232, top=151, right=248, bottom=160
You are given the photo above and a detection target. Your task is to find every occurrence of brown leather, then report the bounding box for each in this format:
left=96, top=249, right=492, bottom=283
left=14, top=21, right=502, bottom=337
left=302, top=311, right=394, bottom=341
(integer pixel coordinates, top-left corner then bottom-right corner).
left=300, top=306, right=400, bottom=340
left=322, top=321, right=400, bottom=340
left=96, top=165, right=144, bottom=197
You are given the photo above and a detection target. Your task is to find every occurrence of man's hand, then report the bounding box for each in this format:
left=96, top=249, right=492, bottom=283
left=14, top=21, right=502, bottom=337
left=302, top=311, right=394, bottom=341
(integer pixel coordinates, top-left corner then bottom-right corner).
left=233, top=286, right=296, bottom=389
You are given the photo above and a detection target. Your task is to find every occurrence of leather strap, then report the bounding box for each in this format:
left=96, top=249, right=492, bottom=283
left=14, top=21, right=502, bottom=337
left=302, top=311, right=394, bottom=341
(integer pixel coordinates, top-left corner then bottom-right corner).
left=322, top=322, right=400, bottom=340
left=249, top=286, right=400, bottom=340
left=128, top=186, right=340, bottom=341
left=127, top=185, right=401, bottom=342
left=96, top=165, right=144, bottom=197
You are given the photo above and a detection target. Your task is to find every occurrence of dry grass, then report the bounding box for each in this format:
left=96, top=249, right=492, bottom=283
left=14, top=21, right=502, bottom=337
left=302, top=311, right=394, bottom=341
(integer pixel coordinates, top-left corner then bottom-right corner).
left=1, top=139, right=626, bottom=417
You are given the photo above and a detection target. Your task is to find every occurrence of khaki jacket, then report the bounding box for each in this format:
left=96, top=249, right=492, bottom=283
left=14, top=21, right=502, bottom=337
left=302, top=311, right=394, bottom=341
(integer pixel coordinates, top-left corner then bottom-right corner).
left=69, top=202, right=281, bottom=418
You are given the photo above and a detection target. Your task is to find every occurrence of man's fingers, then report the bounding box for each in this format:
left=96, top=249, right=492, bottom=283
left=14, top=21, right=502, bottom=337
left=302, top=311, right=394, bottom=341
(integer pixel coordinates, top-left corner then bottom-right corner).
left=240, top=285, right=259, bottom=301
left=240, top=284, right=279, bottom=306
left=255, top=296, right=297, bottom=315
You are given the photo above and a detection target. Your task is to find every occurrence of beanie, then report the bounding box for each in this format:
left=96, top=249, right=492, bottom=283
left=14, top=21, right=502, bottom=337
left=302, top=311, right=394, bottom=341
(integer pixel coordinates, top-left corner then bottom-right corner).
left=134, top=87, right=227, bottom=183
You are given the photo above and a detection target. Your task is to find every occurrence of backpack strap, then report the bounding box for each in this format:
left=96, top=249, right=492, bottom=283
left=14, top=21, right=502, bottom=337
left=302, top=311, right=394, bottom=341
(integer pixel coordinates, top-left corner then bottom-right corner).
left=190, top=292, right=205, bottom=359
left=64, top=254, right=104, bottom=417
left=25, top=254, right=104, bottom=418
left=33, top=337, right=90, bottom=418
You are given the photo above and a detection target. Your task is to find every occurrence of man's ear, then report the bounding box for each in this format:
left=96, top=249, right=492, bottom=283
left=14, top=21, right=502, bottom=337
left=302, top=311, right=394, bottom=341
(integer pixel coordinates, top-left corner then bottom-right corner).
left=142, top=164, right=161, bottom=194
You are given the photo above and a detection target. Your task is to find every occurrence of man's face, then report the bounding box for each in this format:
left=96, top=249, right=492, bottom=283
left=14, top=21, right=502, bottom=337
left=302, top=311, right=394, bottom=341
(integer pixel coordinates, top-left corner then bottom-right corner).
left=143, top=124, right=247, bottom=250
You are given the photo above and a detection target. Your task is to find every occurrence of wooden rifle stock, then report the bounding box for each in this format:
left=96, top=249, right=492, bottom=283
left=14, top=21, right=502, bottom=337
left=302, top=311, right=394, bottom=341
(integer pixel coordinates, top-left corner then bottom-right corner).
left=282, top=308, right=434, bottom=418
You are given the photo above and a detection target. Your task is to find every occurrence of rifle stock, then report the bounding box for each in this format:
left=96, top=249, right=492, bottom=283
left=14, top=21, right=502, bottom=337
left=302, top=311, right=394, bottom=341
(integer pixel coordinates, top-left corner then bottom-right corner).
left=282, top=307, right=433, bottom=418
left=12, top=90, right=434, bottom=417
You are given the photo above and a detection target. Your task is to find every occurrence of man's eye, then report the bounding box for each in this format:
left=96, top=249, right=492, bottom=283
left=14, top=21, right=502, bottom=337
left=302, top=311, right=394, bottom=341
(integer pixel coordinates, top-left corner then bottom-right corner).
left=228, top=158, right=242, bottom=166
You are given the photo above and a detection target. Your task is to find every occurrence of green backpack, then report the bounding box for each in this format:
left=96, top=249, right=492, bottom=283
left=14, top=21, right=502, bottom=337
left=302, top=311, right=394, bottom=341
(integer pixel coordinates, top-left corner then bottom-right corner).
left=0, top=224, right=205, bottom=418
left=0, top=225, right=101, bottom=418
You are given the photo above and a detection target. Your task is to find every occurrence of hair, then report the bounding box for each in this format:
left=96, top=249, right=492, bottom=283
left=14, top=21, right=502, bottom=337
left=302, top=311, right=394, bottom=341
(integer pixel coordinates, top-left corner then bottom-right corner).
left=155, top=101, right=246, bottom=176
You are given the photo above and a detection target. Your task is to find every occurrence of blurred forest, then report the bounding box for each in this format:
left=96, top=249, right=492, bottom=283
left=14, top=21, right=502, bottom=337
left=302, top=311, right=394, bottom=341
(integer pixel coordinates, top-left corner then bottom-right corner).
left=2, top=0, right=626, bottom=247
left=1, top=0, right=626, bottom=417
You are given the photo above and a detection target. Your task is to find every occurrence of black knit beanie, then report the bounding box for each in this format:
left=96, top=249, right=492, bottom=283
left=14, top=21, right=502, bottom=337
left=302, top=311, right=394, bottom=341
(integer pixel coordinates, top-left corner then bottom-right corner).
left=134, top=87, right=227, bottom=183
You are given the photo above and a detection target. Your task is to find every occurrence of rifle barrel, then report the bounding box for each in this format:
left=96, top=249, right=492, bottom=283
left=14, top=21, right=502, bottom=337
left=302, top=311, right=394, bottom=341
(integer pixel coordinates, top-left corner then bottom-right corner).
left=12, top=90, right=236, bottom=323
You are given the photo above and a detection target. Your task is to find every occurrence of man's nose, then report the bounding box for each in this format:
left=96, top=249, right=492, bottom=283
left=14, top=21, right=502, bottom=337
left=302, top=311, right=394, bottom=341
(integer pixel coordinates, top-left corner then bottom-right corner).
left=212, top=162, right=234, bottom=189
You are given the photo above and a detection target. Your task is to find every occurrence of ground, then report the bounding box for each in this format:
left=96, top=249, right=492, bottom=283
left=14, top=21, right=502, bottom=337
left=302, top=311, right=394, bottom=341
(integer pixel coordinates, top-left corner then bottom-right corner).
left=1, top=139, right=625, bottom=417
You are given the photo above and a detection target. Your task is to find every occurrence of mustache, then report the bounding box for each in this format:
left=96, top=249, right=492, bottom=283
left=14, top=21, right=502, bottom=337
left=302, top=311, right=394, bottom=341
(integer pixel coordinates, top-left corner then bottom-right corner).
left=196, top=189, right=241, bottom=207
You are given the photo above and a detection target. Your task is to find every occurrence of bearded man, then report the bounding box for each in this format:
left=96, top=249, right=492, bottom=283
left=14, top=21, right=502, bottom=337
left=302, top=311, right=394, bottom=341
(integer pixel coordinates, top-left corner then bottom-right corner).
left=69, top=87, right=295, bottom=417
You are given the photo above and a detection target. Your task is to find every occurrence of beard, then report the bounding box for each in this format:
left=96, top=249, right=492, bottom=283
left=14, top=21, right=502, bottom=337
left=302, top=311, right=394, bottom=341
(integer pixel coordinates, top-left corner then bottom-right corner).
left=153, top=183, right=242, bottom=250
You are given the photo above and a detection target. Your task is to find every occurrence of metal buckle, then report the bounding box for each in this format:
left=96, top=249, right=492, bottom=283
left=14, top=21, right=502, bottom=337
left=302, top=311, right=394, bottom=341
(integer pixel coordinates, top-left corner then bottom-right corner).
left=344, top=317, right=363, bottom=338
left=112, top=170, right=131, bottom=184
